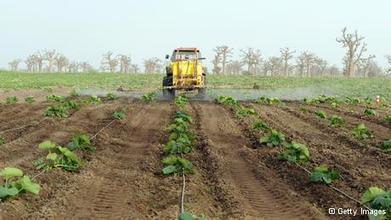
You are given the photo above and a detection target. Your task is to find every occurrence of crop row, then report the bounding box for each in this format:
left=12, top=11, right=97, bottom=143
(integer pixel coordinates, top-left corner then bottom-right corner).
left=216, top=95, right=390, bottom=219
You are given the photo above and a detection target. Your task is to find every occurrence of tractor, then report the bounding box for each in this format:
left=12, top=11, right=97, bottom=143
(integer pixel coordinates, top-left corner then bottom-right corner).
left=162, top=48, right=206, bottom=99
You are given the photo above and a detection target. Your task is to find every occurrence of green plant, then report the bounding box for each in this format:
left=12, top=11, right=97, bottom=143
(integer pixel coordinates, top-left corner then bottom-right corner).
left=330, top=115, right=344, bottom=127
left=385, top=115, right=391, bottom=123
left=25, top=96, right=35, bottom=104
left=175, top=111, right=192, bottom=123
left=361, top=187, right=390, bottom=220
left=67, top=134, right=95, bottom=152
left=330, top=102, right=338, bottom=108
left=379, top=140, right=391, bottom=152
left=107, top=92, right=118, bottom=100
left=87, top=95, right=102, bottom=104
left=164, top=135, right=193, bottom=155
left=364, top=108, right=376, bottom=116
left=259, top=130, right=285, bottom=147
left=112, top=111, right=126, bottom=120
left=5, top=96, right=18, bottom=104
left=352, top=123, right=373, bottom=140
left=310, top=164, right=340, bottom=185
left=175, top=96, right=189, bottom=108
left=63, top=100, right=80, bottom=110
left=141, top=92, right=157, bottom=103
left=70, top=89, right=80, bottom=97
left=162, top=155, right=193, bottom=175
left=314, top=110, right=327, bottom=119
left=252, top=120, right=269, bottom=131
left=345, top=97, right=361, bottom=105
left=279, top=142, right=310, bottom=164
left=0, top=167, right=40, bottom=200
left=216, top=96, right=238, bottom=106
left=235, top=106, right=256, bottom=118
left=0, top=137, right=5, bottom=146
left=257, top=96, right=282, bottom=105
left=364, top=96, right=373, bottom=105
left=34, top=141, right=82, bottom=172
left=46, top=94, right=64, bottom=102
left=44, top=105, right=68, bottom=118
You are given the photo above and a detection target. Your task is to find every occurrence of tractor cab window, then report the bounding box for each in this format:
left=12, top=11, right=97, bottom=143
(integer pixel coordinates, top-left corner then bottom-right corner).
left=171, top=51, right=200, bottom=61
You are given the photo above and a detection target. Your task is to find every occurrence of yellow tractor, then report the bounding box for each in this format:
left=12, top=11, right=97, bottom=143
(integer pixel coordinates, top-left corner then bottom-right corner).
left=163, top=48, right=206, bottom=98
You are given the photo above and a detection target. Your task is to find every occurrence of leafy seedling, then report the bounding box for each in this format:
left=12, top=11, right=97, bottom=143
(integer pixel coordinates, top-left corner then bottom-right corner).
left=68, top=134, right=95, bottom=152
left=279, top=142, right=310, bottom=164
left=5, top=96, right=18, bottom=104
left=142, top=92, right=157, bottom=103
left=310, top=164, right=340, bottom=185
left=259, top=130, right=285, bottom=147
left=364, top=97, right=373, bottom=105
left=44, top=105, right=68, bottom=118
left=35, top=141, right=82, bottom=172
left=107, top=92, right=118, bottom=100
left=70, top=90, right=80, bottom=97
left=175, top=96, right=189, bottom=108
left=175, top=111, right=192, bottom=123
left=252, top=120, right=269, bottom=131
left=25, top=96, right=35, bottom=104
left=0, top=137, right=5, bottom=146
left=164, top=136, right=193, bottom=155
left=162, top=155, right=193, bottom=175
left=63, top=100, right=80, bottom=110
left=0, top=167, right=40, bottom=201
left=216, top=96, right=238, bottom=106
left=330, top=115, right=344, bottom=128
left=87, top=96, right=102, bottom=105
left=364, top=108, right=376, bottom=116
left=361, top=187, right=390, bottom=220
left=314, top=110, right=327, bottom=119
left=235, top=106, right=256, bottom=118
left=352, top=123, right=373, bottom=140
left=46, top=94, right=64, bottom=103
left=379, top=140, right=391, bottom=152
left=345, top=97, right=361, bottom=105
left=113, top=111, right=126, bottom=120
left=330, top=102, right=338, bottom=108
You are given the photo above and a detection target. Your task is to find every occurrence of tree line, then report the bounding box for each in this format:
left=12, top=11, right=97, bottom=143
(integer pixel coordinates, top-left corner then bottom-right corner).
left=6, top=27, right=391, bottom=77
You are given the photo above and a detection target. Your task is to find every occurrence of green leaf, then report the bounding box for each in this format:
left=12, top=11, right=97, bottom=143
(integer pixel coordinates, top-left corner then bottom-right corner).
left=179, top=212, right=194, bottom=220
left=58, top=147, right=80, bottom=163
left=0, top=167, right=23, bottom=180
left=39, top=141, right=57, bottom=150
left=362, top=187, right=386, bottom=204
left=162, top=165, right=177, bottom=175
left=0, top=186, right=19, bottom=198
left=46, top=152, right=58, bottom=161
left=18, top=176, right=40, bottom=195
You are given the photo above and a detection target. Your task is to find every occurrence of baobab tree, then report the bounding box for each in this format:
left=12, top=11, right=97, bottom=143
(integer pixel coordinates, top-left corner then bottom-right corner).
left=101, top=51, right=118, bottom=73
left=225, top=60, right=243, bottom=75
left=241, top=48, right=262, bottom=75
left=280, top=47, right=295, bottom=76
left=54, top=54, right=69, bottom=72
left=25, top=55, right=36, bottom=72
left=118, top=54, right=131, bottom=73
left=336, top=27, right=368, bottom=77
left=79, top=62, right=94, bottom=73
left=264, top=57, right=282, bottom=76
left=44, top=49, right=57, bottom=72
left=8, top=59, right=22, bottom=71
left=212, top=53, right=222, bottom=74
left=296, top=51, right=316, bottom=77
left=144, top=58, right=162, bottom=73
left=357, top=55, right=376, bottom=77
left=213, top=45, right=233, bottom=74
left=33, top=52, right=45, bottom=72
left=130, top=64, right=139, bottom=74
left=68, top=61, right=80, bottom=73
left=313, top=57, right=328, bottom=76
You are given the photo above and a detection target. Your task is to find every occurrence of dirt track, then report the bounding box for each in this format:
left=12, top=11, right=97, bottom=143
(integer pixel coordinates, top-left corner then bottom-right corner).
left=0, top=99, right=390, bottom=219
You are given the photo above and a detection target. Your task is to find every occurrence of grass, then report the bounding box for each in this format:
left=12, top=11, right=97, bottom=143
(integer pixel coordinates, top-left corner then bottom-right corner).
left=0, top=71, right=390, bottom=99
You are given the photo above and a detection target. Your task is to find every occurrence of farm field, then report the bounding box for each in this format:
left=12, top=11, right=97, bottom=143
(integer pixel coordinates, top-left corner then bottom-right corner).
left=0, top=93, right=389, bottom=219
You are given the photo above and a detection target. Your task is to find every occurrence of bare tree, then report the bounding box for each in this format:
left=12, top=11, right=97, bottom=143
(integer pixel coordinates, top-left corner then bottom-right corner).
left=297, top=51, right=316, bottom=77
left=212, top=53, right=222, bottom=74
left=43, top=49, right=57, bottom=72
left=336, top=27, right=367, bottom=77
left=33, top=52, right=45, bottom=72
left=118, top=54, right=131, bottom=73
left=79, top=62, right=94, bottom=73
left=213, top=45, right=233, bottom=74
left=54, top=54, right=69, bottom=72
left=385, top=55, right=391, bottom=75
left=25, top=55, right=36, bottom=72
left=143, top=57, right=162, bottom=73
left=130, top=64, right=139, bottom=74
left=241, top=48, right=262, bottom=75
left=68, top=61, right=80, bottom=73
left=264, top=57, right=282, bottom=76
left=225, top=60, right=243, bottom=75
left=280, top=47, right=295, bottom=76
left=357, top=55, right=376, bottom=77
left=327, top=65, right=341, bottom=76
left=8, top=59, right=22, bottom=71
left=313, top=57, right=328, bottom=76
left=101, top=51, right=118, bottom=73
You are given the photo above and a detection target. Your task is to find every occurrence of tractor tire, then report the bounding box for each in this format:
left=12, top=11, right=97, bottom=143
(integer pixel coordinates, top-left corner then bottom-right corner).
left=197, top=87, right=207, bottom=99
left=162, top=76, right=175, bottom=99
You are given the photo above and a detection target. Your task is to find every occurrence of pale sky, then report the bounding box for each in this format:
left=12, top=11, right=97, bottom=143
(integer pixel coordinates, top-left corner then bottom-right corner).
left=0, top=0, right=390, bottom=69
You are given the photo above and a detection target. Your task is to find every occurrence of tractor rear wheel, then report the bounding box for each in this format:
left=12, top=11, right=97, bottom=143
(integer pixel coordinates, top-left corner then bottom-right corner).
left=162, top=76, right=175, bottom=99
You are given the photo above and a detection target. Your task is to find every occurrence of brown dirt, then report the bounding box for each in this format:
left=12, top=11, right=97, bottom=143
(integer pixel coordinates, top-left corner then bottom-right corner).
left=0, top=88, right=71, bottom=103
left=0, top=99, right=389, bottom=220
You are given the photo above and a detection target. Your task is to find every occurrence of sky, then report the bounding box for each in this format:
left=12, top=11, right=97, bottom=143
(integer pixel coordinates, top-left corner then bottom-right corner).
left=0, top=0, right=390, bottom=70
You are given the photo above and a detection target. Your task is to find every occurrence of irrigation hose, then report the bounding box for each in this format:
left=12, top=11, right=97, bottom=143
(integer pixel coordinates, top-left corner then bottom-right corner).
left=294, top=163, right=372, bottom=211
left=181, top=172, right=186, bottom=214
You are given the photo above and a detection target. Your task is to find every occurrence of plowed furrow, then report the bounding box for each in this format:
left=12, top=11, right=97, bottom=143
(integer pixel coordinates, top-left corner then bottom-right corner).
left=195, top=102, right=325, bottom=220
